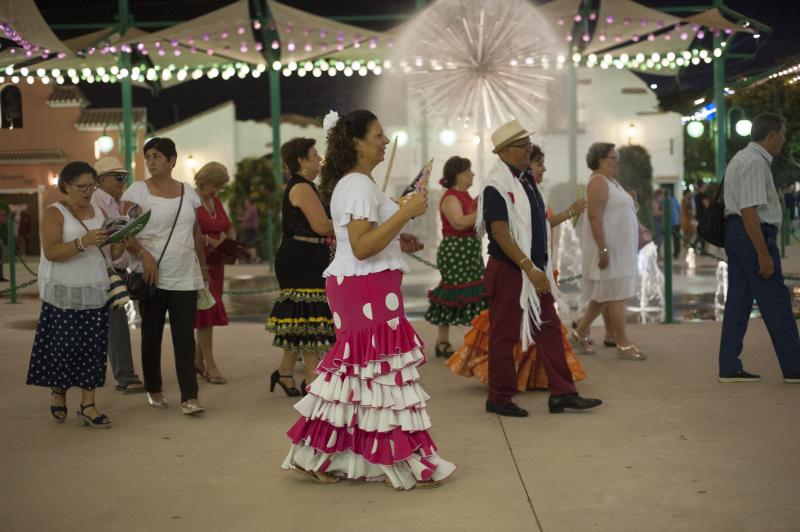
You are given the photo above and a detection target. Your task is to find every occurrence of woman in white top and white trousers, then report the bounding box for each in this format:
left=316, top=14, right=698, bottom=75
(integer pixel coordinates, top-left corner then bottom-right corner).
left=123, top=137, right=210, bottom=415
left=281, top=110, right=456, bottom=490
left=27, top=162, right=117, bottom=428
left=572, top=142, right=645, bottom=361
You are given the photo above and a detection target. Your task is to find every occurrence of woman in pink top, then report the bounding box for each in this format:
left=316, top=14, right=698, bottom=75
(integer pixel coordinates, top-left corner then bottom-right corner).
left=425, top=157, right=487, bottom=358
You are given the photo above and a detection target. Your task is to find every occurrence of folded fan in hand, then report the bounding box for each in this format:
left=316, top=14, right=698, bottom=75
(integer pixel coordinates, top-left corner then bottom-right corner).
left=400, top=159, right=433, bottom=196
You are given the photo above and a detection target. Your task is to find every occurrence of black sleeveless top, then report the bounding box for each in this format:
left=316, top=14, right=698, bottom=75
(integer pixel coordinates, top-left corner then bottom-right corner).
left=281, top=175, right=327, bottom=238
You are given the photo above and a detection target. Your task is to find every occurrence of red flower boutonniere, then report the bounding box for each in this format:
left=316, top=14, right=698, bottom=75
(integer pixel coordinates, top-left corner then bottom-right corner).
left=507, top=192, right=515, bottom=204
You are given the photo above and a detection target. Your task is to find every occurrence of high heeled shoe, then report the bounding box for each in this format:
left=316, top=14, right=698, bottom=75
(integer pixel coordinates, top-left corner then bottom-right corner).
left=50, top=388, right=67, bottom=423
left=570, top=329, right=596, bottom=355
left=76, top=403, right=112, bottom=429
left=617, top=344, right=647, bottom=361
left=434, top=341, right=455, bottom=358
left=181, top=401, right=206, bottom=415
left=147, top=393, right=169, bottom=409
left=270, top=370, right=301, bottom=397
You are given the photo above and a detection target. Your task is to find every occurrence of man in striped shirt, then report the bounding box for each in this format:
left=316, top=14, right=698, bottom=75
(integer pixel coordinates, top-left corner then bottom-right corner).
left=719, top=112, right=800, bottom=383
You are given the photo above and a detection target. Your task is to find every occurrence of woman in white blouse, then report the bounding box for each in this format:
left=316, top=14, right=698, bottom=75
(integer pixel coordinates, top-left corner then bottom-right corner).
left=280, top=109, right=456, bottom=490
left=122, top=137, right=211, bottom=415
left=27, top=162, right=118, bottom=428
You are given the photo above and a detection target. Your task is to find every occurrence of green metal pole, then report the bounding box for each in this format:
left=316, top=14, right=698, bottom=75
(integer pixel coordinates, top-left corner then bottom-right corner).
left=267, top=68, right=282, bottom=268
left=118, top=0, right=134, bottom=183
left=713, top=0, right=727, bottom=182
left=7, top=213, right=17, bottom=304
left=663, top=193, right=673, bottom=323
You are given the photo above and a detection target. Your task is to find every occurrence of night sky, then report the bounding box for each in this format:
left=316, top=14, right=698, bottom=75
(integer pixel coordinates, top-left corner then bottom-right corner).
left=28, top=0, right=800, bottom=131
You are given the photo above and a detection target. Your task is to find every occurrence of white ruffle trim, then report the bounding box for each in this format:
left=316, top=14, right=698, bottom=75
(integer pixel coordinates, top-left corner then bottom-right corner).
left=334, top=196, right=379, bottom=227
left=282, top=444, right=456, bottom=491
left=328, top=348, right=425, bottom=380
left=323, top=254, right=409, bottom=278
left=309, top=375, right=431, bottom=409
left=296, top=396, right=432, bottom=432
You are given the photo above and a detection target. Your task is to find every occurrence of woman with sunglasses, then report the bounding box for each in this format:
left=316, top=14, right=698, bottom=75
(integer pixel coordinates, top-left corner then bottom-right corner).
left=27, top=162, right=117, bottom=428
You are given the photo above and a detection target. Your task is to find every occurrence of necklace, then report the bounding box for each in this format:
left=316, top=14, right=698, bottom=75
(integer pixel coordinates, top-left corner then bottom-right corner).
left=203, top=197, right=217, bottom=218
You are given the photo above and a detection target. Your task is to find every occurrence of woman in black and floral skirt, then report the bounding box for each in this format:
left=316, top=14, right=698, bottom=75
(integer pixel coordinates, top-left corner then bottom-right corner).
left=266, top=138, right=335, bottom=396
left=425, top=156, right=488, bottom=357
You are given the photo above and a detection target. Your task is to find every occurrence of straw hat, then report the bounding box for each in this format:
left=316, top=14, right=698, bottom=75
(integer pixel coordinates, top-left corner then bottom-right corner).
left=491, top=119, right=533, bottom=154
left=94, top=157, right=126, bottom=176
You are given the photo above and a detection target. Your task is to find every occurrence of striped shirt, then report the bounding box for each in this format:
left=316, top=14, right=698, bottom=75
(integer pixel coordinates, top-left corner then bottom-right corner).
left=723, top=142, right=781, bottom=226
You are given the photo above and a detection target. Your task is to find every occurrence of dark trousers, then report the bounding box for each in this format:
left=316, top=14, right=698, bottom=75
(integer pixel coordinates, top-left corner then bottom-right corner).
left=671, top=226, right=681, bottom=257
left=139, top=288, right=198, bottom=402
left=108, top=305, right=140, bottom=386
left=719, top=216, right=800, bottom=376
left=485, top=258, right=577, bottom=403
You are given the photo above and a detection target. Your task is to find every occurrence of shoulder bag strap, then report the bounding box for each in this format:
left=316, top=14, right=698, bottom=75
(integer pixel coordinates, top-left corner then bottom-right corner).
left=155, top=183, right=184, bottom=267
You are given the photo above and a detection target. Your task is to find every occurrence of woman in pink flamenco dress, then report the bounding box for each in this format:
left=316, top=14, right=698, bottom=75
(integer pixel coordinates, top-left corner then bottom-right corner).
left=281, top=109, right=456, bottom=490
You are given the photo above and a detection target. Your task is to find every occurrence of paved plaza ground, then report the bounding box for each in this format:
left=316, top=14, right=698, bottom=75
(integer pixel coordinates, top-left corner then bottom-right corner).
left=1, top=253, right=799, bottom=532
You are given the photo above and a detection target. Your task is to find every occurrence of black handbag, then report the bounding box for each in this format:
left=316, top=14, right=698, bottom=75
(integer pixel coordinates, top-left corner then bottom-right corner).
left=128, top=184, right=184, bottom=300
left=697, top=179, right=725, bottom=247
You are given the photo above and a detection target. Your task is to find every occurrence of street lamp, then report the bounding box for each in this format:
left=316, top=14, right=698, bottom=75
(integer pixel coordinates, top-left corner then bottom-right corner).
left=626, top=123, right=636, bottom=145
left=735, top=119, right=752, bottom=137
left=686, top=121, right=705, bottom=139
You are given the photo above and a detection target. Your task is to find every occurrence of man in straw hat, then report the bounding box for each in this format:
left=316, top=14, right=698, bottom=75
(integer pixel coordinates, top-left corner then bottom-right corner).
left=476, top=119, right=602, bottom=417
left=92, top=157, right=145, bottom=394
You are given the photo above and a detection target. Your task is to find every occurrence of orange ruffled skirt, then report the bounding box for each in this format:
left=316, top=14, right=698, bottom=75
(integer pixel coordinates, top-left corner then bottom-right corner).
left=446, top=309, right=587, bottom=391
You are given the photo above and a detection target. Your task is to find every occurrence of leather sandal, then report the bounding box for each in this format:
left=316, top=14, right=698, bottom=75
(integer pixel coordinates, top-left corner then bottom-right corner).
left=570, top=329, right=596, bottom=354
left=617, top=344, right=647, bottom=361
left=76, top=403, right=112, bottom=429
left=50, top=388, right=67, bottom=423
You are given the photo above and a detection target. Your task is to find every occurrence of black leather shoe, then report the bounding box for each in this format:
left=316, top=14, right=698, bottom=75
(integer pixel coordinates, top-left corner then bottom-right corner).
left=718, top=370, right=761, bottom=383
left=548, top=394, right=602, bottom=414
left=486, top=400, right=529, bottom=417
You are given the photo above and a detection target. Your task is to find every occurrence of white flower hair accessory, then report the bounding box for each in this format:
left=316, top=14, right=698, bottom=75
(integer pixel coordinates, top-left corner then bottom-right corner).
left=322, top=110, right=339, bottom=135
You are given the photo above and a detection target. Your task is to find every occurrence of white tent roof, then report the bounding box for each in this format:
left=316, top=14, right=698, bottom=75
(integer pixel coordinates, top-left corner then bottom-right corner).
left=0, top=0, right=72, bottom=68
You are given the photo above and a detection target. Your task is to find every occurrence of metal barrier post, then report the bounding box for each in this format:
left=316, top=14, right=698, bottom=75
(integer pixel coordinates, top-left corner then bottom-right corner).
left=663, top=193, right=673, bottom=324
left=7, top=212, right=17, bottom=304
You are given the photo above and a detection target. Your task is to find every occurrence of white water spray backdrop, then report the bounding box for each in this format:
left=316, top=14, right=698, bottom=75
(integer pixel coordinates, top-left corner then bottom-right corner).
left=392, top=0, right=566, bottom=131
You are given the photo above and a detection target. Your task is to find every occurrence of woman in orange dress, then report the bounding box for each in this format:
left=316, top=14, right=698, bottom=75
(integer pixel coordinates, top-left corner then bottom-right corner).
left=447, top=144, right=587, bottom=391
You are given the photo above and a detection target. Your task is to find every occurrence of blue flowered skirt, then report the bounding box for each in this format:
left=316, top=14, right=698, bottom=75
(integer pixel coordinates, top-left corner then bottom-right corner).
left=26, top=301, right=109, bottom=391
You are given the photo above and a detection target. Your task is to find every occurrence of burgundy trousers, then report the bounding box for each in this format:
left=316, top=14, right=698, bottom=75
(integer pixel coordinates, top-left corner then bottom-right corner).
left=484, top=258, right=578, bottom=403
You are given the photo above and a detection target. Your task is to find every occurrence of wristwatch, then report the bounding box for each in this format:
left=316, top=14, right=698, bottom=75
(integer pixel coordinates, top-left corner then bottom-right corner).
left=599, top=247, right=608, bottom=255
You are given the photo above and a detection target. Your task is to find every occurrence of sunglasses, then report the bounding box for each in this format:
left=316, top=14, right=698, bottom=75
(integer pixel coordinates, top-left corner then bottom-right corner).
left=508, top=140, right=531, bottom=149
left=102, top=173, right=128, bottom=183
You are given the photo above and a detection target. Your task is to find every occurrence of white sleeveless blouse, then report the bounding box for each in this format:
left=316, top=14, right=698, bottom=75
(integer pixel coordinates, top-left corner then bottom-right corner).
left=38, top=203, right=109, bottom=310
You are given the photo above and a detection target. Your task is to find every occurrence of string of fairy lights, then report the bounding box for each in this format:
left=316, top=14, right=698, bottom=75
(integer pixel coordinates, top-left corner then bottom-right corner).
left=0, top=10, right=769, bottom=87
left=0, top=44, right=736, bottom=86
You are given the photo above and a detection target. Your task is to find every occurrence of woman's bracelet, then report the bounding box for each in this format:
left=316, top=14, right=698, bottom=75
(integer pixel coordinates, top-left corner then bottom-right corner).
left=74, top=238, right=83, bottom=253
left=204, top=234, right=210, bottom=246
left=76, top=236, right=86, bottom=252
left=519, top=257, right=533, bottom=270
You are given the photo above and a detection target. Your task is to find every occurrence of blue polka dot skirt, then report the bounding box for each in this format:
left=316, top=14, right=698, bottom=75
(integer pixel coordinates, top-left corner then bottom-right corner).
left=26, top=302, right=110, bottom=391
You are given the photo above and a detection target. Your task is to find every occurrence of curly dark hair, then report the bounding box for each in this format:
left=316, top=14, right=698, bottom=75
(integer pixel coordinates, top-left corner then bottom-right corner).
left=529, top=143, right=544, bottom=164
left=281, top=137, right=316, bottom=175
left=440, top=156, right=471, bottom=188
left=319, top=109, right=377, bottom=203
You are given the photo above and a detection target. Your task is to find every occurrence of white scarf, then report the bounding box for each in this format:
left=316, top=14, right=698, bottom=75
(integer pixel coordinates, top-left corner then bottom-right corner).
left=475, top=159, right=562, bottom=350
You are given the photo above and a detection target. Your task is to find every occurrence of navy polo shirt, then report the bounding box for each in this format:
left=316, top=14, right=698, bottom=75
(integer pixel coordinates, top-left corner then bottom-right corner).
left=483, top=163, right=549, bottom=270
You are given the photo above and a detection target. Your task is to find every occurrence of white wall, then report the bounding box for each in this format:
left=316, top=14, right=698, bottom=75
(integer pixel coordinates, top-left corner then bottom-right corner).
left=234, top=120, right=327, bottom=163
left=154, top=102, right=237, bottom=185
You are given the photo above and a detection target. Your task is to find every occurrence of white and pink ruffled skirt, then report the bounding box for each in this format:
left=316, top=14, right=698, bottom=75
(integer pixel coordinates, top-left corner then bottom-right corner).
left=281, top=269, right=456, bottom=490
